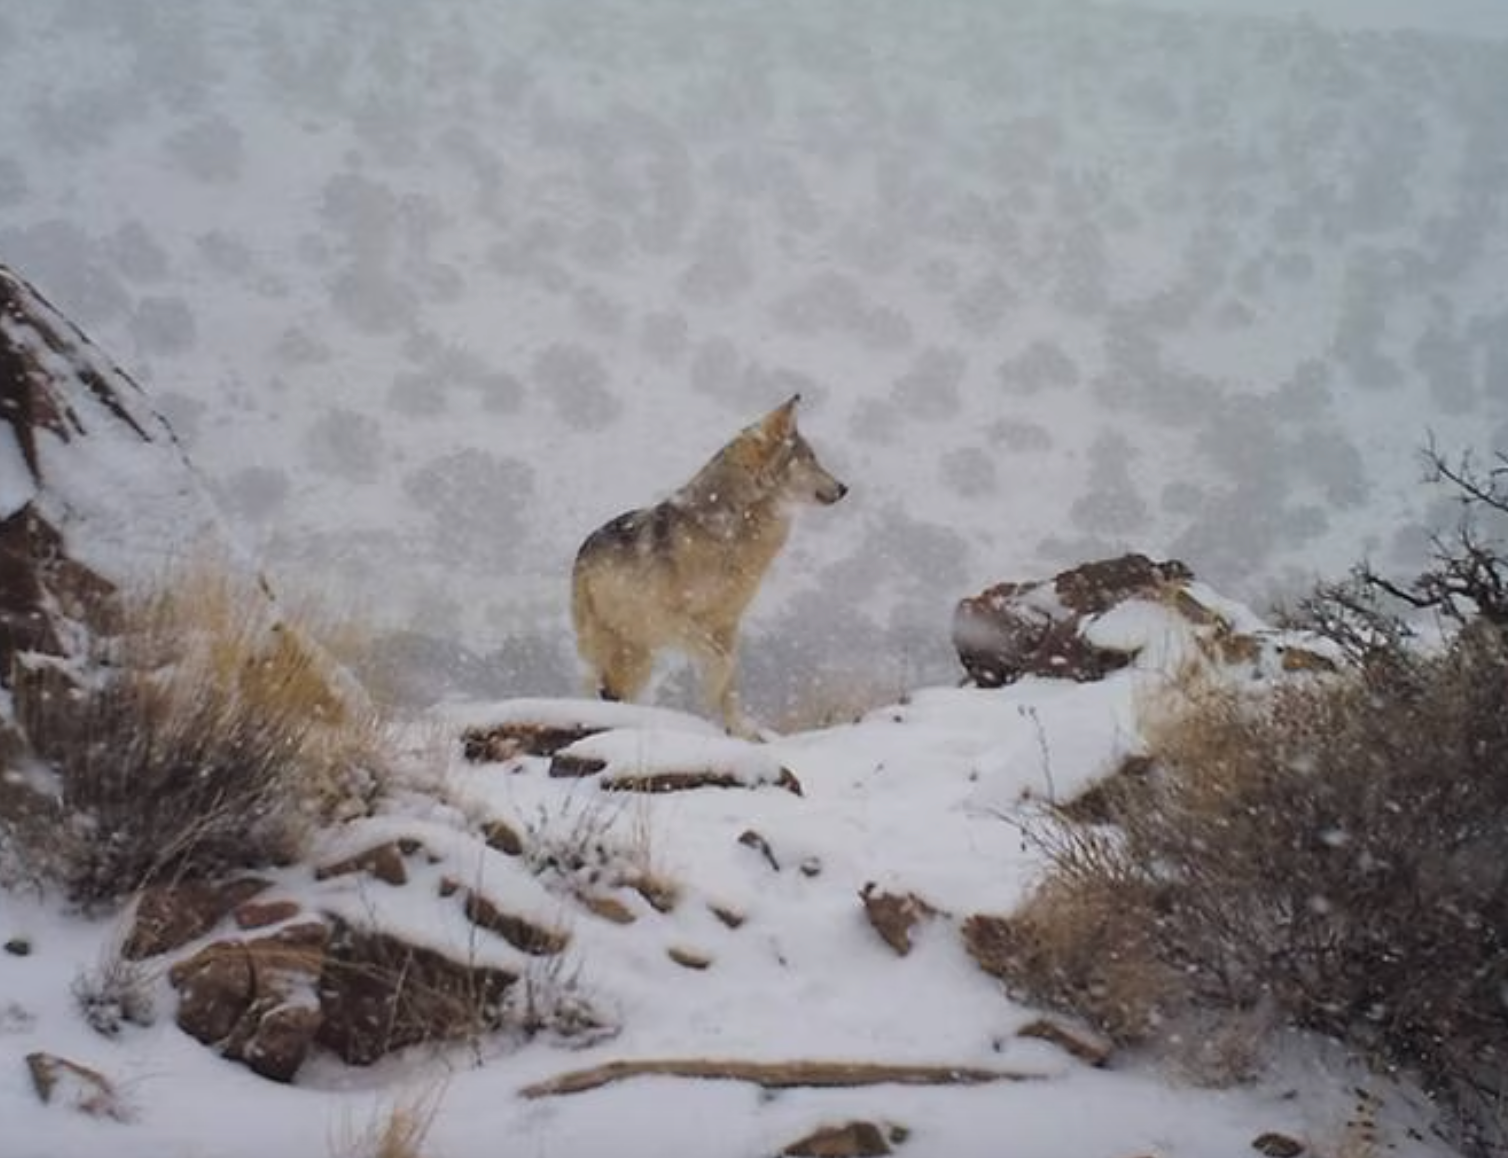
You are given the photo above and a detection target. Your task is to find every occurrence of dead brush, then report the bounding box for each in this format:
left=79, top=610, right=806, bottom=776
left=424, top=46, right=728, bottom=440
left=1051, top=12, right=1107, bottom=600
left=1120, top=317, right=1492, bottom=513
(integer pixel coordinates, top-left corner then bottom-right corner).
left=993, top=625, right=1508, bottom=1154
left=964, top=824, right=1179, bottom=1045
left=10, top=558, right=392, bottom=904
left=522, top=789, right=679, bottom=914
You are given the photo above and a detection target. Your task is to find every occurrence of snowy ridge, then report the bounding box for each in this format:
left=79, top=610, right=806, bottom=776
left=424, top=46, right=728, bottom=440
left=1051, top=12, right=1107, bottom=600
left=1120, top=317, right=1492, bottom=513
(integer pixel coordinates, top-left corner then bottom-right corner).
left=0, top=674, right=1458, bottom=1157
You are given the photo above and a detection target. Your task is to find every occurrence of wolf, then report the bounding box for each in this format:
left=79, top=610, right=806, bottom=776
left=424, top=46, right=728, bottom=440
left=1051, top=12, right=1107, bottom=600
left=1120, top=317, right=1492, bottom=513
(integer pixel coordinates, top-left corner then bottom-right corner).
left=571, top=394, right=847, bottom=737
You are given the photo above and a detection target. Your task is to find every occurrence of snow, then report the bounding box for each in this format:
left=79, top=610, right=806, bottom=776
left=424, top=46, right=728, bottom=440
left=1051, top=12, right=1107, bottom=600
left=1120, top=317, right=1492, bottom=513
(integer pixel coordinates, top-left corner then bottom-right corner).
left=0, top=0, right=1499, bottom=1153
left=0, top=684, right=1460, bottom=1157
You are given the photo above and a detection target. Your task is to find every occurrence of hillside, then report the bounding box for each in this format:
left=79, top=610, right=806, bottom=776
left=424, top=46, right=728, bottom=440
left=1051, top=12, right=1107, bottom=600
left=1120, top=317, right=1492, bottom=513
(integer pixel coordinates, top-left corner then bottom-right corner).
left=1, top=0, right=1506, bottom=719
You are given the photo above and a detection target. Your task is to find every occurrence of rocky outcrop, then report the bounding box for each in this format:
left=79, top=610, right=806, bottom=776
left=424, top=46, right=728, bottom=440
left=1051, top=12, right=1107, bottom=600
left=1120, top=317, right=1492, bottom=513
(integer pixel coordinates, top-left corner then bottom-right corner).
left=0, top=263, right=224, bottom=679
left=130, top=821, right=574, bottom=1081
left=953, top=554, right=1337, bottom=686
left=316, top=917, right=517, bottom=1067
left=0, top=262, right=233, bottom=857
left=160, top=896, right=529, bottom=1080
left=123, top=878, right=272, bottom=961
left=953, top=555, right=1191, bottom=686
left=549, top=729, right=804, bottom=794
left=171, top=920, right=329, bottom=1082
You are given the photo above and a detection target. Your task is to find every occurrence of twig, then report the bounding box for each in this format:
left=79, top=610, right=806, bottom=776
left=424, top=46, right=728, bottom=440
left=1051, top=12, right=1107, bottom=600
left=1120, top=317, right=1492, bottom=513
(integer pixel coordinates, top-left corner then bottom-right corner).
left=520, top=1057, right=1045, bottom=1098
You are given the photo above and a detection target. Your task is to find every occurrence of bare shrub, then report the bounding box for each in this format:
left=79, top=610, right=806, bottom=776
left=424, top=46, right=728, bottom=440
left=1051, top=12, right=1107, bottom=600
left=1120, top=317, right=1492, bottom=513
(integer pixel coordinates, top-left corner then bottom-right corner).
left=9, top=560, right=390, bottom=904
left=523, top=791, right=676, bottom=914
left=965, top=826, right=1177, bottom=1045
left=999, top=628, right=1508, bottom=1153
left=507, top=951, right=619, bottom=1047
left=72, top=953, right=156, bottom=1037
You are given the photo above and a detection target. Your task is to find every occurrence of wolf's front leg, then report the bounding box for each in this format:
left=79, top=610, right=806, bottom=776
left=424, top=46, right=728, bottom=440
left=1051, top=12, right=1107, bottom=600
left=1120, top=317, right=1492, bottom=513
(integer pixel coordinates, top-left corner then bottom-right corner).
left=696, top=629, right=762, bottom=741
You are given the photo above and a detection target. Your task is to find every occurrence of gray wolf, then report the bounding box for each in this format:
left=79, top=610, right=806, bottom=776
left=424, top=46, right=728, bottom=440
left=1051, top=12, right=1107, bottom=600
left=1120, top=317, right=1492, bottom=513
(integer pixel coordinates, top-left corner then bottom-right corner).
left=571, top=395, right=847, bottom=737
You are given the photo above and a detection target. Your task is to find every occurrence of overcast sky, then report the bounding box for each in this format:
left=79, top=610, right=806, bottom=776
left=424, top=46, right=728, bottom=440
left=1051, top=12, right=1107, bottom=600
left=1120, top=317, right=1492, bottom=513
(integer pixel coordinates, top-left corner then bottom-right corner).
left=1095, top=0, right=1508, bottom=37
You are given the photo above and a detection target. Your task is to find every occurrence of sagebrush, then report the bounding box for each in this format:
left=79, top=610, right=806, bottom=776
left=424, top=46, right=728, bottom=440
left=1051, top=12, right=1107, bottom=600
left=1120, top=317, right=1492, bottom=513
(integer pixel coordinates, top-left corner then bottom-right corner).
left=988, top=626, right=1508, bottom=1153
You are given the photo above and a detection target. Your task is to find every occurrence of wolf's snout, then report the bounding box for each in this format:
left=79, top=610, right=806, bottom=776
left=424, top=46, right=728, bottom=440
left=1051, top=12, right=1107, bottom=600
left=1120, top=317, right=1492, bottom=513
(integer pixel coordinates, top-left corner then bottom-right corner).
left=822, top=480, right=849, bottom=505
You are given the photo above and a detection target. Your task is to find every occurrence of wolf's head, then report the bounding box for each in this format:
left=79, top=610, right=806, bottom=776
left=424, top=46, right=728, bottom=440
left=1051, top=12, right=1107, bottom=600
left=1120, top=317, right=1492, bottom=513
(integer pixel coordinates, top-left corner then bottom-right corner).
left=748, top=394, right=848, bottom=507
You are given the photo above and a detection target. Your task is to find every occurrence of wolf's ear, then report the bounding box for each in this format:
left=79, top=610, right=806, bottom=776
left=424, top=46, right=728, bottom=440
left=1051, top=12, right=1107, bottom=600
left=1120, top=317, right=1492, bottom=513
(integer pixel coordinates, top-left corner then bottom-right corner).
left=762, top=394, right=800, bottom=439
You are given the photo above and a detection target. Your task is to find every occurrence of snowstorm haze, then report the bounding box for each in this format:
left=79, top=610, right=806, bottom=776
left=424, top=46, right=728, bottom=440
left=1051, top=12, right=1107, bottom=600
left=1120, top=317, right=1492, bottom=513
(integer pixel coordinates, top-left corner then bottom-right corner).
left=1, top=0, right=1505, bottom=716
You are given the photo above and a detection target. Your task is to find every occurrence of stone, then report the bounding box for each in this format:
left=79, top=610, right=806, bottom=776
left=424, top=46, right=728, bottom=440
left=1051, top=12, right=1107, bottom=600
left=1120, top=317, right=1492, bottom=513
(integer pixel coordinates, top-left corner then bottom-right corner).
left=4, top=936, right=31, bottom=956
left=233, top=898, right=303, bottom=931
left=0, top=260, right=226, bottom=739
left=708, top=903, right=746, bottom=929
left=480, top=817, right=525, bottom=856
left=462, top=721, right=602, bottom=761
left=580, top=894, right=637, bottom=925
left=316, top=918, right=516, bottom=1066
left=1252, top=1133, right=1306, bottom=1158
left=123, top=878, right=271, bottom=960
left=173, top=944, right=254, bottom=1045
left=860, top=885, right=940, bottom=956
left=953, top=555, right=1191, bottom=687
left=782, top=1121, right=895, bottom=1157
left=549, top=752, right=609, bottom=778
left=603, top=765, right=804, bottom=795
left=170, top=920, right=330, bottom=1082
left=235, top=1001, right=324, bottom=1083
left=667, top=946, right=713, bottom=970
left=314, top=841, right=409, bottom=886
left=25, top=1052, right=129, bottom=1121
left=461, top=888, right=570, bottom=955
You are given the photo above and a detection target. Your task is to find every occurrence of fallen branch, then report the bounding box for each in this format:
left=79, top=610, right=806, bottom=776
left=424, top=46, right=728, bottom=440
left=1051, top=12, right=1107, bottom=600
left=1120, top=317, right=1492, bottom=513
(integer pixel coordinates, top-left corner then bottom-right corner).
left=520, top=1057, right=1044, bottom=1098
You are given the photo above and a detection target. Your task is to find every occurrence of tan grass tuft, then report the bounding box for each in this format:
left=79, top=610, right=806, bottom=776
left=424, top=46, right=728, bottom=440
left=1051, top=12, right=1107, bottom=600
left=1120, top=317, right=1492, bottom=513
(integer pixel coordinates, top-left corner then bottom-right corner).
left=332, top=1082, right=446, bottom=1158
left=8, top=554, right=394, bottom=902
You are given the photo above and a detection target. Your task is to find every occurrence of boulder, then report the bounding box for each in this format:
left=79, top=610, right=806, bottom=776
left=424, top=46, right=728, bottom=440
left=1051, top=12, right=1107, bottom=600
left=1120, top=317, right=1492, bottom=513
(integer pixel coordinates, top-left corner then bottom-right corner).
left=316, top=917, right=516, bottom=1066
left=0, top=262, right=225, bottom=712
left=167, top=906, right=534, bottom=1078
left=954, top=554, right=1337, bottom=686
left=953, top=555, right=1190, bottom=686
left=123, top=878, right=271, bottom=960
left=169, top=920, right=330, bottom=1082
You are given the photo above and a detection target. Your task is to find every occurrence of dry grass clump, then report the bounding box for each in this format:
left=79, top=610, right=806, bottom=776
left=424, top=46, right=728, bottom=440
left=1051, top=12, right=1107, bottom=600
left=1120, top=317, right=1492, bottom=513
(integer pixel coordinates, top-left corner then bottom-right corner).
left=987, top=626, right=1508, bottom=1153
left=965, top=848, right=1178, bottom=1046
left=331, top=1083, right=446, bottom=1158
left=9, top=559, right=392, bottom=903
